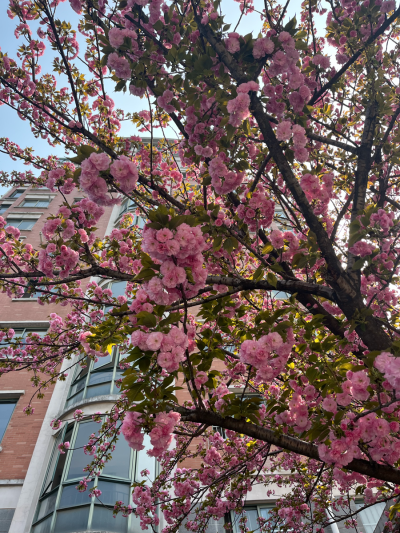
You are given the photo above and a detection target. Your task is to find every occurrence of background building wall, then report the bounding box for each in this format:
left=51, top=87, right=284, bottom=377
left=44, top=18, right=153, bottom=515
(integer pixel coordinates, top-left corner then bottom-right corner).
left=0, top=184, right=116, bottom=533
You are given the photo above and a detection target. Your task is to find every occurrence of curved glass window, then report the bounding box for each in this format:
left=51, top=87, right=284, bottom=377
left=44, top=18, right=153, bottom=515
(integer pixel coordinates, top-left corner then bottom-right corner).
left=101, top=280, right=128, bottom=314
left=116, top=199, right=145, bottom=228
left=31, top=419, right=157, bottom=533
left=65, top=349, right=123, bottom=408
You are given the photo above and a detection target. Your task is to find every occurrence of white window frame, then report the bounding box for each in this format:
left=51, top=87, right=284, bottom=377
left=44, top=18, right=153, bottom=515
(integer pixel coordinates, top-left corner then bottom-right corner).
left=19, top=196, right=52, bottom=208
left=6, top=213, right=42, bottom=230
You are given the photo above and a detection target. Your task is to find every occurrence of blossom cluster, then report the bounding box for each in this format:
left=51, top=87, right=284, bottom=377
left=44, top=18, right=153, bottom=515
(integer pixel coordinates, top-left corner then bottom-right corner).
left=237, top=184, right=275, bottom=230
left=131, top=325, right=192, bottom=372
left=121, top=409, right=181, bottom=459
left=141, top=222, right=208, bottom=304
left=79, top=152, right=139, bottom=205
left=208, top=154, right=244, bottom=195
left=239, top=331, right=293, bottom=383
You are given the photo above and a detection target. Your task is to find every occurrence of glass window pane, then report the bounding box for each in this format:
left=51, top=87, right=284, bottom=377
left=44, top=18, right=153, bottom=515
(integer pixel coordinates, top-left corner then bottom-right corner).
left=259, top=508, right=272, bottom=520
left=36, top=200, right=50, bottom=207
left=102, top=436, right=131, bottom=479
left=357, top=502, right=386, bottom=533
left=91, top=507, right=127, bottom=533
left=0, top=400, right=17, bottom=442
left=9, top=190, right=23, bottom=198
left=243, top=508, right=259, bottom=532
left=66, top=390, right=84, bottom=408
left=88, top=370, right=114, bottom=386
left=206, top=516, right=227, bottom=533
left=59, top=483, right=93, bottom=508
left=31, top=514, right=53, bottom=533
left=93, top=353, right=112, bottom=369
left=55, top=506, right=90, bottom=533
left=0, top=509, right=15, bottom=533
left=22, top=200, right=37, bottom=207
left=134, top=216, right=145, bottom=229
left=111, top=281, right=127, bottom=298
left=85, top=383, right=111, bottom=398
left=18, top=219, right=35, bottom=230
left=66, top=421, right=99, bottom=480
left=96, top=480, right=130, bottom=506
left=135, top=434, right=156, bottom=483
left=42, top=430, right=65, bottom=495
left=36, top=491, right=58, bottom=521
left=51, top=426, right=73, bottom=490
left=68, top=377, right=87, bottom=398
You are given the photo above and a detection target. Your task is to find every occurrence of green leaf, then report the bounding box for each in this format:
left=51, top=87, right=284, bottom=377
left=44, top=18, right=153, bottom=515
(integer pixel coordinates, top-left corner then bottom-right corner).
left=292, top=253, right=308, bottom=268
left=223, top=237, right=237, bottom=254
left=115, top=80, right=127, bottom=92
left=153, top=20, right=164, bottom=31
left=352, top=258, right=366, bottom=270
left=136, top=311, right=157, bottom=328
left=252, top=265, right=264, bottom=281
left=261, top=243, right=274, bottom=254
left=267, top=272, right=278, bottom=288
left=159, top=312, right=182, bottom=327
left=213, top=236, right=223, bottom=251
left=295, top=40, right=308, bottom=50
left=134, top=268, right=157, bottom=281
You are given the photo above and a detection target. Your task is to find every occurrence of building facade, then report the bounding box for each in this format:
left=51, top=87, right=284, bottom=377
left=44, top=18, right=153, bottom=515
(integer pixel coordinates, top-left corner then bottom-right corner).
left=0, top=177, right=390, bottom=533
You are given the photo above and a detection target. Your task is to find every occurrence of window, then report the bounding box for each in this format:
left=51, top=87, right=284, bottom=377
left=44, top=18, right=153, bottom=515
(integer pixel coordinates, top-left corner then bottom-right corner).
left=117, top=199, right=145, bottom=228
left=20, top=198, right=51, bottom=208
left=273, top=206, right=293, bottom=232
left=0, top=328, right=48, bottom=350
left=31, top=421, right=157, bottom=533
left=213, top=426, right=226, bottom=439
left=65, top=347, right=124, bottom=408
left=0, top=203, right=13, bottom=215
left=355, top=501, right=386, bottom=533
left=8, top=189, right=25, bottom=199
left=0, top=509, right=15, bottom=533
left=179, top=504, right=230, bottom=533
left=101, top=280, right=128, bottom=314
left=18, top=282, right=46, bottom=299
left=0, top=400, right=17, bottom=443
left=6, top=218, right=36, bottom=230
left=231, top=505, right=278, bottom=533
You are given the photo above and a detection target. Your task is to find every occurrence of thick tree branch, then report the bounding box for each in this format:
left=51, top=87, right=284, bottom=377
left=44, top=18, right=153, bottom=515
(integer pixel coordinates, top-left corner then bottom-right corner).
left=177, top=407, right=400, bottom=485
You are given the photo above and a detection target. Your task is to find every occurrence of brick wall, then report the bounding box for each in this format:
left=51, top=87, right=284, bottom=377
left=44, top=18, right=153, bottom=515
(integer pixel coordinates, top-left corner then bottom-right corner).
left=0, top=185, right=115, bottom=480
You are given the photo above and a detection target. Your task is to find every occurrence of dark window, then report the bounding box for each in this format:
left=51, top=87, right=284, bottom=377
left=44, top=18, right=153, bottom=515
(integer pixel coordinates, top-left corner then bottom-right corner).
left=32, top=417, right=156, bottom=533
left=0, top=400, right=17, bottom=443
left=0, top=204, right=12, bottom=215
left=355, top=502, right=386, bottom=533
left=20, top=282, right=45, bottom=299
left=20, top=199, right=50, bottom=208
left=8, top=189, right=24, bottom=199
left=6, top=218, right=36, bottom=230
left=0, top=509, right=15, bottom=533
left=179, top=505, right=230, bottom=533
left=231, top=506, right=273, bottom=533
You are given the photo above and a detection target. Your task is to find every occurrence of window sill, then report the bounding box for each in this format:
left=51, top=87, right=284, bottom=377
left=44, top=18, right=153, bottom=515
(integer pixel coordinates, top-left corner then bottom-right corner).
left=11, top=298, right=38, bottom=301
left=57, top=394, right=121, bottom=420
left=0, top=390, right=24, bottom=398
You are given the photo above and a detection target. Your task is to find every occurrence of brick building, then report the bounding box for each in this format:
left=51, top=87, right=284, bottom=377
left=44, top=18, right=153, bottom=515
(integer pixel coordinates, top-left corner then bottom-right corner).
left=0, top=173, right=390, bottom=532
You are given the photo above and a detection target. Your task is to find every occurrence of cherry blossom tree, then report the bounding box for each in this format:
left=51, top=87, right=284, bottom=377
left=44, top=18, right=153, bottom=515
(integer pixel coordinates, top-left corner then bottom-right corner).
left=3, top=0, right=400, bottom=531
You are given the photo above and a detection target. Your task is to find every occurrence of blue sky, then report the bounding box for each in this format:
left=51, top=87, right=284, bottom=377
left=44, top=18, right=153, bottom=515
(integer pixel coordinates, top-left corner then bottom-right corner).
left=0, top=0, right=306, bottom=196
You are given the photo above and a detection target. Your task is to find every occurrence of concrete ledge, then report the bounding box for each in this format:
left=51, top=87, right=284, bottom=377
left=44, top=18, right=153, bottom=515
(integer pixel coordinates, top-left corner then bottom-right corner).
left=0, top=321, right=49, bottom=328
left=0, top=390, right=24, bottom=398
left=0, top=480, right=24, bottom=485
left=57, top=394, right=121, bottom=420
